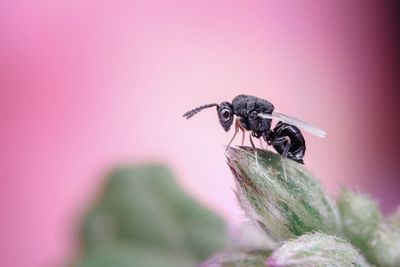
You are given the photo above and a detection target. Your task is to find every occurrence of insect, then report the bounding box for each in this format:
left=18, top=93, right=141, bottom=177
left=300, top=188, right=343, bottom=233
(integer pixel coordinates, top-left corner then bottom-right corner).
left=183, top=94, right=326, bottom=164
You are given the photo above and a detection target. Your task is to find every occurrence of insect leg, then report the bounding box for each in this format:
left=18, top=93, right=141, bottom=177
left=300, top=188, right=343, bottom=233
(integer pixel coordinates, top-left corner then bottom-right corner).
left=249, top=134, right=257, bottom=149
left=270, top=136, right=291, bottom=159
left=227, top=128, right=238, bottom=147
left=228, top=118, right=247, bottom=147
left=270, top=122, right=305, bottom=164
left=236, top=118, right=246, bottom=146
left=269, top=135, right=291, bottom=180
left=249, top=134, right=259, bottom=166
left=259, top=138, right=264, bottom=149
left=227, top=118, right=240, bottom=146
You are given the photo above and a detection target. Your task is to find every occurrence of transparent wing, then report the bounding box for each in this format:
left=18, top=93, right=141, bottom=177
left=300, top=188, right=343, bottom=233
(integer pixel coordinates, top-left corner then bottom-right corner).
left=258, top=112, right=327, bottom=138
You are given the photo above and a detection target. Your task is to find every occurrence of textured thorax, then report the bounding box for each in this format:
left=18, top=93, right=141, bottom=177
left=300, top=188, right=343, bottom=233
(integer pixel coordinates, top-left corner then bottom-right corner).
left=232, top=95, right=274, bottom=135
left=232, top=95, right=274, bottom=117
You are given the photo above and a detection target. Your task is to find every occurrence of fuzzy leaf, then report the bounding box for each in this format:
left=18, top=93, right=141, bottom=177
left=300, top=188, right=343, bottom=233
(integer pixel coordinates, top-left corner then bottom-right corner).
left=337, top=189, right=400, bottom=266
left=337, top=189, right=382, bottom=253
left=267, top=232, right=371, bottom=267
left=366, top=223, right=400, bottom=267
left=226, top=147, right=340, bottom=242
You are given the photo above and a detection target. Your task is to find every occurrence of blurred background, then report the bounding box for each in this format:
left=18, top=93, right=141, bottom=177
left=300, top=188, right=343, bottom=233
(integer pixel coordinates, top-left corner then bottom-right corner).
left=1, top=1, right=399, bottom=266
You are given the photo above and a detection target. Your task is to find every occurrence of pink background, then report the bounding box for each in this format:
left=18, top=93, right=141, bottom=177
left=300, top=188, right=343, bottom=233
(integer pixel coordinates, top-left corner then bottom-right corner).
left=1, top=1, right=399, bottom=266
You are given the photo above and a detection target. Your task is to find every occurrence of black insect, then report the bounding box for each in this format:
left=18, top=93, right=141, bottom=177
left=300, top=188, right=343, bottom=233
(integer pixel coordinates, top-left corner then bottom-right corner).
left=183, top=94, right=326, bottom=164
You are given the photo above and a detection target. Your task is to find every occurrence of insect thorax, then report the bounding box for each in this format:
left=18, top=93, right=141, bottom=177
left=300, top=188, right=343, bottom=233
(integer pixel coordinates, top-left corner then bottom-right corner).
left=231, top=95, right=274, bottom=117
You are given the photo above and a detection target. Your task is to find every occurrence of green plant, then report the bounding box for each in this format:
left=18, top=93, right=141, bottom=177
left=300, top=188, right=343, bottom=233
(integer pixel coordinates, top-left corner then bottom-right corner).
left=69, top=148, right=399, bottom=267
left=70, top=165, right=228, bottom=267
left=202, top=147, right=400, bottom=267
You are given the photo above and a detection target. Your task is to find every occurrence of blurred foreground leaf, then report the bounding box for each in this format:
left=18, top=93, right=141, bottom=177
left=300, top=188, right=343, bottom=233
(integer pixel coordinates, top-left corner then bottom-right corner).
left=72, top=164, right=228, bottom=267
left=76, top=243, right=197, bottom=267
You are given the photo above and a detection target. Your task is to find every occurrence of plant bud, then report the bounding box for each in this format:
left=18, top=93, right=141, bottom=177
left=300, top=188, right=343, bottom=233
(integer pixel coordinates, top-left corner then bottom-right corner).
left=226, top=147, right=340, bottom=242
left=267, top=232, right=371, bottom=267
left=337, top=189, right=382, bottom=252
left=367, top=223, right=400, bottom=267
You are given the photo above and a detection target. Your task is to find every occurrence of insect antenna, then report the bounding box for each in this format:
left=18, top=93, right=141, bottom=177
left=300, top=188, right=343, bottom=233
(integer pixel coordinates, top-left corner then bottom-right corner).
left=183, top=103, right=219, bottom=119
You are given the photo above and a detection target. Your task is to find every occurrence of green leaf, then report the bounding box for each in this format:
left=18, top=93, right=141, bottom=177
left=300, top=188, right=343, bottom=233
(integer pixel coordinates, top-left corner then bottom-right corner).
left=74, top=164, right=228, bottom=266
left=337, top=189, right=382, bottom=253
left=74, top=243, right=197, bottom=267
left=226, top=147, right=341, bottom=242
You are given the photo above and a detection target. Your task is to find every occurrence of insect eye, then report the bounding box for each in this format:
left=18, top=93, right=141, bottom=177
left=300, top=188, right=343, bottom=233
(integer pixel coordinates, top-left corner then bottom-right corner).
left=221, top=109, right=231, bottom=121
